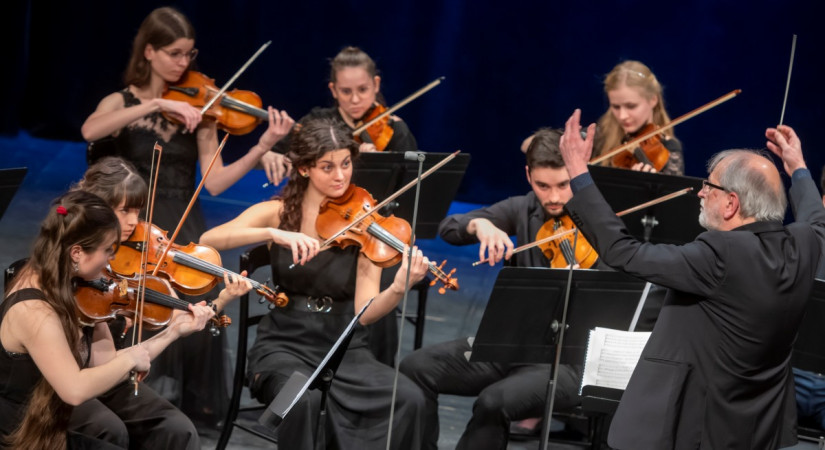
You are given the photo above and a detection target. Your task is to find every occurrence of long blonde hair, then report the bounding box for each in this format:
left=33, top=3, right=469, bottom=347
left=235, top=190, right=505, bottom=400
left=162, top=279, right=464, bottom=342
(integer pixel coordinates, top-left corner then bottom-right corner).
left=595, top=61, right=674, bottom=159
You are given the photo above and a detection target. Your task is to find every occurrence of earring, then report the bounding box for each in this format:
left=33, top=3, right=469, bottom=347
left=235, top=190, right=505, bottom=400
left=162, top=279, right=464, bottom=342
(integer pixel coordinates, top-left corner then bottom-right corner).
left=72, top=261, right=79, bottom=273
left=301, top=172, right=309, bottom=178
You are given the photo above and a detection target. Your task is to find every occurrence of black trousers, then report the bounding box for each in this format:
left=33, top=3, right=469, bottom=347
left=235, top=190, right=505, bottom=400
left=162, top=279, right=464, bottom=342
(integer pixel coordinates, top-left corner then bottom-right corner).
left=68, top=381, right=199, bottom=450
left=399, top=337, right=582, bottom=450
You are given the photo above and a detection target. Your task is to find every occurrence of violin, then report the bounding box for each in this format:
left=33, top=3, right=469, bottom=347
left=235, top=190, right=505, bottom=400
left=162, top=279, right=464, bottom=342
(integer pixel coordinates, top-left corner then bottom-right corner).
left=110, top=221, right=287, bottom=308
left=315, top=184, right=459, bottom=294
left=353, top=104, right=394, bottom=151
left=74, top=270, right=230, bottom=331
left=163, top=71, right=270, bottom=135
left=535, top=216, right=597, bottom=269
left=611, top=123, right=670, bottom=171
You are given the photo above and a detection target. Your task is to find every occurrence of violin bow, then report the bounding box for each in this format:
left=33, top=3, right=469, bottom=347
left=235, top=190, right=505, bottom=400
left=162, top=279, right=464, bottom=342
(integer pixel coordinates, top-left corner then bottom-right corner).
left=199, top=41, right=271, bottom=115
left=472, top=187, right=694, bottom=266
left=130, top=142, right=163, bottom=393
left=351, top=76, right=445, bottom=137
left=153, top=133, right=229, bottom=275
left=778, top=34, right=797, bottom=127
left=590, top=90, right=742, bottom=165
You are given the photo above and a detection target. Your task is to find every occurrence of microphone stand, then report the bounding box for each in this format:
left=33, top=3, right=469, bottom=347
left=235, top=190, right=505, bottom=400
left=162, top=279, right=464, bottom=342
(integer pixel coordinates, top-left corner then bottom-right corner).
left=386, top=151, right=426, bottom=449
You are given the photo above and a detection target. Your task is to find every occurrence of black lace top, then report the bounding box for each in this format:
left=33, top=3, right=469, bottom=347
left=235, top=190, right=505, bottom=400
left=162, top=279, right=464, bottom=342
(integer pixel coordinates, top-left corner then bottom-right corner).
left=113, top=88, right=200, bottom=201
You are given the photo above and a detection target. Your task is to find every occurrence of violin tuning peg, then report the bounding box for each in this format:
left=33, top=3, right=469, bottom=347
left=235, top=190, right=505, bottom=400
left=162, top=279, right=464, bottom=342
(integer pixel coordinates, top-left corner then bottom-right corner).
left=429, top=278, right=437, bottom=287
left=209, top=325, right=220, bottom=337
left=438, top=287, right=446, bottom=295
left=258, top=296, right=267, bottom=304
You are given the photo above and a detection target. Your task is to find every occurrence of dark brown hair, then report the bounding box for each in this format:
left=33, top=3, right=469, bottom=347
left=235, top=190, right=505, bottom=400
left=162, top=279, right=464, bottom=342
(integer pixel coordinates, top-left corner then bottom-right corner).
left=278, top=118, right=360, bottom=232
left=329, top=46, right=385, bottom=106
left=123, top=7, right=195, bottom=87
left=526, top=128, right=565, bottom=170
left=5, top=191, right=119, bottom=449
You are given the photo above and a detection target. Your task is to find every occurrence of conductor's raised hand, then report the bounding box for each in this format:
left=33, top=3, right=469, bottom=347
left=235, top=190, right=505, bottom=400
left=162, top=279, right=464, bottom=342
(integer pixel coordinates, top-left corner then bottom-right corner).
left=559, top=109, right=596, bottom=178
left=766, top=125, right=806, bottom=175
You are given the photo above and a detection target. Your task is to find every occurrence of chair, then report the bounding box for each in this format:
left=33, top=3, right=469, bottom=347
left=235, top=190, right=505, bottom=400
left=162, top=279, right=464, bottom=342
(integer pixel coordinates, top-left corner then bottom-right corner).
left=216, top=245, right=434, bottom=449
left=215, top=245, right=278, bottom=449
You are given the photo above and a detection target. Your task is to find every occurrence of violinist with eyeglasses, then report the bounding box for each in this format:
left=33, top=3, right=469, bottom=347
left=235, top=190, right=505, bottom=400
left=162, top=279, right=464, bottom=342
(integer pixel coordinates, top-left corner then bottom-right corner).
left=400, top=127, right=670, bottom=449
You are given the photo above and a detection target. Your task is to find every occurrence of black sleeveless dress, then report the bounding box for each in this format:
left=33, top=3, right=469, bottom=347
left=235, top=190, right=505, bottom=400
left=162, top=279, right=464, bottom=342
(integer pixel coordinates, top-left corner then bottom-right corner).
left=109, top=88, right=228, bottom=428
left=0, top=289, right=109, bottom=449
left=247, top=245, right=425, bottom=450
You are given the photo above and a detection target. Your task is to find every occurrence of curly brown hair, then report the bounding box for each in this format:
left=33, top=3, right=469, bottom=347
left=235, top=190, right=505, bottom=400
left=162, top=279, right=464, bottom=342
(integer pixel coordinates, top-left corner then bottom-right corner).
left=277, top=118, right=360, bottom=232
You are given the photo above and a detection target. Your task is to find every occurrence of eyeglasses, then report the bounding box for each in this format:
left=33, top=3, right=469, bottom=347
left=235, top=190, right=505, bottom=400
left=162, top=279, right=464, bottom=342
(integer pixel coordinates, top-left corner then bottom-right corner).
left=158, top=48, right=198, bottom=62
left=702, top=179, right=729, bottom=193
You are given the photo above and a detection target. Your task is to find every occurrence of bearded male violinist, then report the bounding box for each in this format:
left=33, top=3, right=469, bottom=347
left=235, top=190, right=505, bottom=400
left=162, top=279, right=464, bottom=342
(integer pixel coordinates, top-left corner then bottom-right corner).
left=558, top=108, right=825, bottom=449
left=399, top=128, right=661, bottom=449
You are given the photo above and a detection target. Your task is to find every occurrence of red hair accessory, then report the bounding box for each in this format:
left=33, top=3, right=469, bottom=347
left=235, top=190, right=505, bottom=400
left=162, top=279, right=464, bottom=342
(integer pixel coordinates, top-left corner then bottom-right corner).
left=56, top=206, right=68, bottom=216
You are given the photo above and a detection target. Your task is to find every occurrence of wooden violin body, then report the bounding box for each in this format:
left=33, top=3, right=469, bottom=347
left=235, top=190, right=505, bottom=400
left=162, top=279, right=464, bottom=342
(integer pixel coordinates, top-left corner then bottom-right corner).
left=163, top=71, right=269, bottom=135
left=611, top=123, right=670, bottom=171
left=111, top=221, right=287, bottom=307
left=353, top=104, right=394, bottom=151
left=316, top=184, right=458, bottom=293
left=536, top=216, right=598, bottom=269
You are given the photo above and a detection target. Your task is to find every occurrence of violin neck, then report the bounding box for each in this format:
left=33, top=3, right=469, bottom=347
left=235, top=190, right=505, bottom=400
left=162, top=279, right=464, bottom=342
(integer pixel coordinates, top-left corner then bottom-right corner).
left=554, top=221, right=577, bottom=266
left=171, top=250, right=265, bottom=291
left=219, top=95, right=268, bottom=120
left=128, top=285, right=192, bottom=311
left=366, top=223, right=445, bottom=278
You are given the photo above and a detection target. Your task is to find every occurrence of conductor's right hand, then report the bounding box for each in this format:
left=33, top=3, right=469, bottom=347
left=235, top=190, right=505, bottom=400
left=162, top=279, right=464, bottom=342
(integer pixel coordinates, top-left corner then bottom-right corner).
left=469, top=218, right=514, bottom=266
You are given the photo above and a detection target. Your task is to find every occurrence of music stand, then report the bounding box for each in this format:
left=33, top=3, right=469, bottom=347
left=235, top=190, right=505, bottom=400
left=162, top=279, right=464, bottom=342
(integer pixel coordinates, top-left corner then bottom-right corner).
left=0, top=168, right=27, bottom=222
left=470, top=267, right=648, bottom=365
left=352, top=152, right=471, bottom=238
left=589, top=165, right=704, bottom=244
left=259, top=298, right=374, bottom=449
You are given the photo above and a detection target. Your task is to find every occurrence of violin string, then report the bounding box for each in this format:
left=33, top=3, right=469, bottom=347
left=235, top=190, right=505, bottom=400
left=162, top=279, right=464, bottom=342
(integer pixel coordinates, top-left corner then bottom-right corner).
left=367, top=222, right=448, bottom=281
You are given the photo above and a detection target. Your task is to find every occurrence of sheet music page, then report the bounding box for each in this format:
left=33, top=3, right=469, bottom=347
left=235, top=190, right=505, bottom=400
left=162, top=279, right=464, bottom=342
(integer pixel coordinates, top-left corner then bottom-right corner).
left=580, top=327, right=651, bottom=392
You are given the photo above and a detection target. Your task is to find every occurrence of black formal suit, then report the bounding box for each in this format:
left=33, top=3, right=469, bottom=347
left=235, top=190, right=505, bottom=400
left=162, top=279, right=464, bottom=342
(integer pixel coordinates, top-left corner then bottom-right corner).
left=564, top=170, right=825, bottom=449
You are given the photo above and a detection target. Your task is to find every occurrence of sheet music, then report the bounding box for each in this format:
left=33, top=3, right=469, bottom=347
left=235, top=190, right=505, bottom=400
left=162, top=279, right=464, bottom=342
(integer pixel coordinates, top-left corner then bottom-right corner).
left=580, top=327, right=651, bottom=392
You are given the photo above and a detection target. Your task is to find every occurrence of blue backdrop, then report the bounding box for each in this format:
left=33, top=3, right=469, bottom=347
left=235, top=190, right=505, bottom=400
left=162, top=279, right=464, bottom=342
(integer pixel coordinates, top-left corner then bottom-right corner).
left=5, top=0, right=824, bottom=203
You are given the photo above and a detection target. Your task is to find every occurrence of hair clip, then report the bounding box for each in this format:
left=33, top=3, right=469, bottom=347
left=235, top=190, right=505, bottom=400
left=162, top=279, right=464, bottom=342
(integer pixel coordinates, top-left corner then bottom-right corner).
left=56, top=205, right=68, bottom=216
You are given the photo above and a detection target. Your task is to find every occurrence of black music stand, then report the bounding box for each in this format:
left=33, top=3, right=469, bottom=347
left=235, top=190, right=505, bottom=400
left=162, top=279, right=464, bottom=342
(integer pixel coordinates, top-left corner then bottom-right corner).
left=0, top=168, right=27, bottom=222
left=589, top=165, right=704, bottom=244
left=470, top=267, right=648, bottom=365
left=259, top=298, right=374, bottom=449
left=470, top=267, right=648, bottom=448
left=352, top=152, right=471, bottom=238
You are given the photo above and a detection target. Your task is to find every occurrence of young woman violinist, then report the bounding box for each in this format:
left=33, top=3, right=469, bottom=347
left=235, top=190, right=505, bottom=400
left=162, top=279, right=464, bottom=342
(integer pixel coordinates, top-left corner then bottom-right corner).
left=65, top=156, right=251, bottom=449
left=0, top=191, right=237, bottom=449
left=593, top=60, right=684, bottom=175
left=200, top=118, right=428, bottom=449
left=274, top=46, right=417, bottom=155
left=79, top=6, right=289, bottom=427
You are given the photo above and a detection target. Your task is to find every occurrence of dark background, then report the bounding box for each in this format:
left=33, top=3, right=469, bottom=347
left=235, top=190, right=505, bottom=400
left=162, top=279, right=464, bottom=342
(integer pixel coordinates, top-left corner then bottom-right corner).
left=4, top=0, right=824, bottom=203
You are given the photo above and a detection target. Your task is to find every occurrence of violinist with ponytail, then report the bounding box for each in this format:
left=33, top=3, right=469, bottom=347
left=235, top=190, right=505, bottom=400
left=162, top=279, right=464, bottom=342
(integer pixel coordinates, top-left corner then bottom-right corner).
left=272, top=46, right=418, bottom=155
left=594, top=60, right=684, bottom=175
left=200, top=118, right=427, bottom=449
left=0, top=192, right=216, bottom=449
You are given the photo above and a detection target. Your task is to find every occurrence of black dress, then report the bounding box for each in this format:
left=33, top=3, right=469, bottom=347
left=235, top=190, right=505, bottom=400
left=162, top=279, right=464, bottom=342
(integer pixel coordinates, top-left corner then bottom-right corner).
left=0, top=289, right=118, bottom=449
left=108, top=88, right=228, bottom=428
left=247, top=245, right=425, bottom=450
